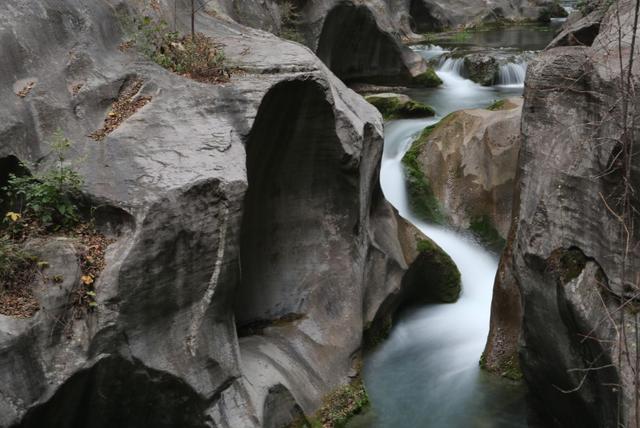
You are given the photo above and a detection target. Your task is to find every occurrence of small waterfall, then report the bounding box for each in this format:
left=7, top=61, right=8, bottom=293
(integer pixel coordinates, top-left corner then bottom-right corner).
left=438, top=57, right=465, bottom=76
left=496, top=62, right=527, bottom=86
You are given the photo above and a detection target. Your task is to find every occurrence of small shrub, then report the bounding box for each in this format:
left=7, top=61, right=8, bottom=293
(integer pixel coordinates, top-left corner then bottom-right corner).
left=3, top=131, right=83, bottom=230
left=124, top=15, right=230, bottom=83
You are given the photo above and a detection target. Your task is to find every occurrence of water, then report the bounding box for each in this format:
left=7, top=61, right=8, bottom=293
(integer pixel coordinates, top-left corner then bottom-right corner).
left=496, top=62, right=527, bottom=86
left=352, top=31, right=541, bottom=428
left=408, top=45, right=524, bottom=114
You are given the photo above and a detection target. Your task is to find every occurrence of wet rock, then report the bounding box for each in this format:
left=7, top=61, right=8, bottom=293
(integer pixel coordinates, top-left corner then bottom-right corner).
left=0, top=0, right=409, bottom=426
left=402, top=98, right=522, bottom=250
left=408, top=0, right=568, bottom=30
left=363, top=213, right=462, bottom=349
left=365, top=93, right=435, bottom=119
left=486, top=0, right=640, bottom=425
left=411, top=68, right=443, bottom=87
left=463, top=54, right=499, bottom=86
left=315, top=2, right=429, bottom=84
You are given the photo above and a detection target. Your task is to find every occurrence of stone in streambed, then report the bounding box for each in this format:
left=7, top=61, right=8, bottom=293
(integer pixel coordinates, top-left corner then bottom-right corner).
left=464, top=54, right=499, bottom=86
left=365, top=93, right=435, bottom=120
left=401, top=98, right=523, bottom=251
left=411, top=68, right=443, bottom=87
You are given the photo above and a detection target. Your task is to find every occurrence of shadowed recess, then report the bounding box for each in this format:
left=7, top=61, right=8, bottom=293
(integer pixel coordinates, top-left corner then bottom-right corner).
left=13, top=356, right=209, bottom=428
left=316, top=4, right=411, bottom=84
left=234, top=78, right=359, bottom=328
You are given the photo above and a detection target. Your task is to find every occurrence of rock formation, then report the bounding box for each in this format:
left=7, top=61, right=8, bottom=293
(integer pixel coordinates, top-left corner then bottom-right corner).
left=365, top=93, right=435, bottom=120
left=485, top=0, right=640, bottom=425
left=405, top=0, right=567, bottom=32
left=0, top=0, right=465, bottom=427
left=402, top=98, right=522, bottom=250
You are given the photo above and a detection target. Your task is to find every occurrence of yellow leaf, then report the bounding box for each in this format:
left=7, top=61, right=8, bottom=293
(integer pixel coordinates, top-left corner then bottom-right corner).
left=5, top=212, right=21, bottom=222
left=81, top=275, right=94, bottom=285
left=108, top=111, right=117, bottom=117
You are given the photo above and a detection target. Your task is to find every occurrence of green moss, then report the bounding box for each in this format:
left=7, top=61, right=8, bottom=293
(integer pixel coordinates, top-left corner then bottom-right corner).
left=499, top=356, right=523, bottom=381
left=365, top=96, right=435, bottom=120
left=363, top=314, right=393, bottom=351
left=549, top=248, right=587, bottom=284
left=469, top=215, right=506, bottom=253
left=292, top=378, right=369, bottom=428
left=412, top=68, right=443, bottom=88
left=486, top=99, right=506, bottom=111
left=415, top=238, right=462, bottom=303
left=401, top=125, right=445, bottom=224
left=479, top=352, right=487, bottom=369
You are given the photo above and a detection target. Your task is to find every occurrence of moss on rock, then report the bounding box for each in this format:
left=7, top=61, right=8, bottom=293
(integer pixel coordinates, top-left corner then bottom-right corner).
left=291, top=377, right=369, bottom=428
left=362, top=314, right=393, bottom=351
left=412, top=238, right=462, bottom=303
left=365, top=94, right=435, bottom=120
left=548, top=248, right=588, bottom=285
left=469, top=215, right=506, bottom=252
left=401, top=125, right=445, bottom=223
left=412, top=68, right=443, bottom=87
left=486, top=99, right=506, bottom=111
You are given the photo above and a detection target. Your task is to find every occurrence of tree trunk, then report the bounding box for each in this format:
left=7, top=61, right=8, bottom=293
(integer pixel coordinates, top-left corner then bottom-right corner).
left=191, top=0, right=195, bottom=38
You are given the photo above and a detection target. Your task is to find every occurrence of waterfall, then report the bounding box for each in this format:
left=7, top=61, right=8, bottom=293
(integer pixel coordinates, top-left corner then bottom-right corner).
left=496, top=62, right=527, bottom=86
left=437, top=57, right=465, bottom=76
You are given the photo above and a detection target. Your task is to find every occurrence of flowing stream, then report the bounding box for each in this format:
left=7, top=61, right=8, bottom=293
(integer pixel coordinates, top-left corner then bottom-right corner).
left=348, top=26, right=563, bottom=427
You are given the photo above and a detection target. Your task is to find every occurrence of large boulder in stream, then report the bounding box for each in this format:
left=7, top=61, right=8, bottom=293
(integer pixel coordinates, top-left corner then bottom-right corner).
left=402, top=98, right=522, bottom=250
left=0, top=0, right=445, bottom=426
left=364, top=213, right=462, bottom=348
left=485, top=0, right=640, bottom=425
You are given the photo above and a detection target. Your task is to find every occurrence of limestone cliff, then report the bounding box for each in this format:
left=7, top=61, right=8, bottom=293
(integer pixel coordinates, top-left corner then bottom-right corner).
left=486, top=0, right=640, bottom=425
left=0, top=1, right=416, bottom=426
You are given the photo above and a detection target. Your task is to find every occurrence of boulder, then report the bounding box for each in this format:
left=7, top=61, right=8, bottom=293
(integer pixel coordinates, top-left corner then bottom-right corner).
left=365, top=93, right=435, bottom=119
left=402, top=98, right=522, bottom=250
left=464, top=53, right=499, bottom=86
left=485, top=0, right=640, bottom=425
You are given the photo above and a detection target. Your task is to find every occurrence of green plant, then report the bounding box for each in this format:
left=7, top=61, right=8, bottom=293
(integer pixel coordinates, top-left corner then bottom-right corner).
left=4, top=130, right=83, bottom=229
left=486, top=98, right=506, bottom=111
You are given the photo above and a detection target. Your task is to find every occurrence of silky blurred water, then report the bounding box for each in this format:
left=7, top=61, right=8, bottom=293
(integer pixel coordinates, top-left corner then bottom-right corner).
left=350, top=40, right=538, bottom=428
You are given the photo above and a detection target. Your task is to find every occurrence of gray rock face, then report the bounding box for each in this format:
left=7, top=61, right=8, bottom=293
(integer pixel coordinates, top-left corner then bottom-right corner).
left=487, top=0, right=640, bottom=425
left=0, top=0, right=412, bottom=426
left=406, top=0, right=564, bottom=31
left=211, top=0, right=429, bottom=84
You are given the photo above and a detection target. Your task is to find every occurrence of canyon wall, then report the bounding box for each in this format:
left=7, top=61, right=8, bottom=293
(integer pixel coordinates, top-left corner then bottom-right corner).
left=486, top=0, right=640, bottom=425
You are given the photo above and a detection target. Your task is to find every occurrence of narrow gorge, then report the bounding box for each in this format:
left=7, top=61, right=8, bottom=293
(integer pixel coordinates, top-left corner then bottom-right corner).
left=0, top=0, right=638, bottom=427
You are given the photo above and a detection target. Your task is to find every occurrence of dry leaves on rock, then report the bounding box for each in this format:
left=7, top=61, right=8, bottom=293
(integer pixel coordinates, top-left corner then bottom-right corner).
left=89, top=79, right=152, bottom=141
